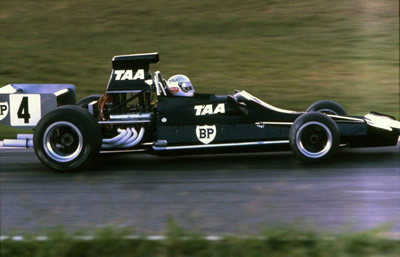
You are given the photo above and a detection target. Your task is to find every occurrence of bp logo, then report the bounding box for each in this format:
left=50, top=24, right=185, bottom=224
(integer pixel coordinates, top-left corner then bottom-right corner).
left=196, top=125, right=216, bottom=144
left=0, top=101, right=9, bottom=121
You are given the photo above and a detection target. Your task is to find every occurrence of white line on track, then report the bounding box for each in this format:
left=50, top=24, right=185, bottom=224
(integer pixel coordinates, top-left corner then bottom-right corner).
left=1, top=233, right=399, bottom=241
left=0, top=235, right=224, bottom=241
left=345, top=190, right=400, bottom=194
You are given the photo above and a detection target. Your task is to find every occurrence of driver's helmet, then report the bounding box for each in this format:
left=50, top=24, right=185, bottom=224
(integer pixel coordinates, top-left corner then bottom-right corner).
left=167, top=74, right=195, bottom=97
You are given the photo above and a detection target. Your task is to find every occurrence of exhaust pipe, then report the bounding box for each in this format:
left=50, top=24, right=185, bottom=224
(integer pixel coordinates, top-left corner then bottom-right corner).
left=3, top=134, right=34, bottom=148
left=101, top=127, right=145, bottom=149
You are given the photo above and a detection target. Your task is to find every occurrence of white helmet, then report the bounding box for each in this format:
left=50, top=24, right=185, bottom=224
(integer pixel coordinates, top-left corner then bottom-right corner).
left=167, top=74, right=195, bottom=97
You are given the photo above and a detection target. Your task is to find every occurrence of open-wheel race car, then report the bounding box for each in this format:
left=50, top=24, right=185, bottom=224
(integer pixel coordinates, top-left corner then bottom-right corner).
left=1, top=52, right=399, bottom=171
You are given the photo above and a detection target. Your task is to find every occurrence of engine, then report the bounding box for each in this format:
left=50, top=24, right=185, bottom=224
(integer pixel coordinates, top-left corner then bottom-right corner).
left=94, top=53, right=160, bottom=150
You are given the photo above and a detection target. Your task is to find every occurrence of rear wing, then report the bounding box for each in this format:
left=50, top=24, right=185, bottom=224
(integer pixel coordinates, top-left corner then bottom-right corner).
left=0, top=84, right=75, bottom=129
left=106, top=52, right=159, bottom=93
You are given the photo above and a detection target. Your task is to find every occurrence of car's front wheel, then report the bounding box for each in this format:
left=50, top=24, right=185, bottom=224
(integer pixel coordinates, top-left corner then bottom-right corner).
left=33, top=105, right=102, bottom=171
left=289, top=112, right=339, bottom=162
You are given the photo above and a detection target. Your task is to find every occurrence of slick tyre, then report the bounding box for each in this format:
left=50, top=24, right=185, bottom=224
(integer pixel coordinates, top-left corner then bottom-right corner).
left=306, top=100, right=347, bottom=116
left=290, top=112, right=339, bottom=162
left=33, top=105, right=102, bottom=171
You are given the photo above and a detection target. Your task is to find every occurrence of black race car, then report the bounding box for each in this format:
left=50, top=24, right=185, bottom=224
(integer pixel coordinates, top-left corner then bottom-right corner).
left=1, top=52, right=399, bottom=170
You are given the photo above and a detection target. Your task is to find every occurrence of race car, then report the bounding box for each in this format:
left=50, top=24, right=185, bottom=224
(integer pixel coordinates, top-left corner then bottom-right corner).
left=1, top=52, right=399, bottom=171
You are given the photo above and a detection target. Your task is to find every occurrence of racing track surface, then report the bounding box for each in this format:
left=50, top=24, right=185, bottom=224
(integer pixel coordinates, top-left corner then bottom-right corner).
left=0, top=144, right=399, bottom=235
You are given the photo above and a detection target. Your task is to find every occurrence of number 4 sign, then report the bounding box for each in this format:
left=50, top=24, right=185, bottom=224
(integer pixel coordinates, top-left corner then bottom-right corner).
left=10, top=94, right=41, bottom=126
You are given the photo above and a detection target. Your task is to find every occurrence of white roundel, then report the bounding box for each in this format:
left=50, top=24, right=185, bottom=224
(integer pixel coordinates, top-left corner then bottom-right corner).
left=196, top=125, right=216, bottom=144
left=167, top=74, right=195, bottom=97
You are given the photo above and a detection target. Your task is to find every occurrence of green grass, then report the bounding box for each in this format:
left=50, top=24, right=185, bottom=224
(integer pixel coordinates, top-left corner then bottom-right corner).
left=1, top=223, right=400, bottom=257
left=0, top=0, right=399, bottom=139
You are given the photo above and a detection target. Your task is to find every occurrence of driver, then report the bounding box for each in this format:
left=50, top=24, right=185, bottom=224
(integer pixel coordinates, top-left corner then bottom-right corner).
left=166, top=74, right=195, bottom=97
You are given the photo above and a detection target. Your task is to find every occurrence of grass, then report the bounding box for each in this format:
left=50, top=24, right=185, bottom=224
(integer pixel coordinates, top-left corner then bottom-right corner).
left=0, top=0, right=399, bottom=139
left=1, top=222, right=400, bottom=257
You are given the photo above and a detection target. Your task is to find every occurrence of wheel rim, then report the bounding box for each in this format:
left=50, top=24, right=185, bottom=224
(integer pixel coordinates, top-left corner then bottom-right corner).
left=296, top=121, right=332, bottom=159
left=43, top=121, right=83, bottom=163
left=318, top=109, right=338, bottom=115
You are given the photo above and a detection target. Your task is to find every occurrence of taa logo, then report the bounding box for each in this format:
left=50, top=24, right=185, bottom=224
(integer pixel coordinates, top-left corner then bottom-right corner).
left=196, top=125, right=216, bottom=144
left=0, top=101, right=9, bottom=121
left=114, top=69, right=145, bottom=80
left=194, top=103, right=225, bottom=116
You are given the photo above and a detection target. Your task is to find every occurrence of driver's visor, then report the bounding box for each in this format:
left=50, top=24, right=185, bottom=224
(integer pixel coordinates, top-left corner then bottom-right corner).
left=178, top=82, right=193, bottom=92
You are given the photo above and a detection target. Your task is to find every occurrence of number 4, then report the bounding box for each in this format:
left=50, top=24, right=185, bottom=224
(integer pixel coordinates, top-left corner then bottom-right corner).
left=10, top=94, right=41, bottom=126
left=17, top=96, right=31, bottom=123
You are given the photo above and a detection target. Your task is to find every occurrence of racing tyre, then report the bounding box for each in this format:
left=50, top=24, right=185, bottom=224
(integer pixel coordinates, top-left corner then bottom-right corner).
left=306, top=100, right=347, bottom=116
left=33, top=105, right=102, bottom=171
left=76, top=94, right=102, bottom=109
left=289, top=112, right=339, bottom=162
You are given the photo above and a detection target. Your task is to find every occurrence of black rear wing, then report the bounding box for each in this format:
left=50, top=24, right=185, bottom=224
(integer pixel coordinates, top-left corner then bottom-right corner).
left=106, top=53, right=159, bottom=93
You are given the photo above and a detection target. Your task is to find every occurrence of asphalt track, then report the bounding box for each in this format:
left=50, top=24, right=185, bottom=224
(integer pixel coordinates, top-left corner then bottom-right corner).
left=0, top=144, right=399, bottom=235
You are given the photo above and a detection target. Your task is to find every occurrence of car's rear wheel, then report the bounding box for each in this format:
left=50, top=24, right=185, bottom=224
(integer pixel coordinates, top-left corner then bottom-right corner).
left=289, top=112, right=339, bottom=162
left=33, top=105, right=102, bottom=171
left=306, top=100, right=347, bottom=116
left=76, top=94, right=102, bottom=109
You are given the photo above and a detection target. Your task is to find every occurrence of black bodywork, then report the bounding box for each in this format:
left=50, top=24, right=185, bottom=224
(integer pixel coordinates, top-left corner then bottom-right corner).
left=155, top=92, right=398, bottom=152
left=156, top=94, right=292, bottom=146
left=101, top=52, right=399, bottom=154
